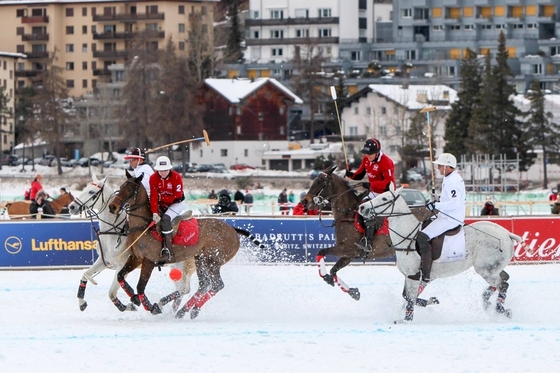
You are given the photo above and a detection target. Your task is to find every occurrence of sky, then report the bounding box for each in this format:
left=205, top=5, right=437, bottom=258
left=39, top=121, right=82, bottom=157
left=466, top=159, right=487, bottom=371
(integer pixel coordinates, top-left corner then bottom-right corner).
left=0, top=262, right=558, bottom=373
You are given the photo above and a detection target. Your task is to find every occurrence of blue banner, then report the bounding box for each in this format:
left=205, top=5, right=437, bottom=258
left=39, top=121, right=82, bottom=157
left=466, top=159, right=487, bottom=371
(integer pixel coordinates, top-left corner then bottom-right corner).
left=0, top=217, right=394, bottom=268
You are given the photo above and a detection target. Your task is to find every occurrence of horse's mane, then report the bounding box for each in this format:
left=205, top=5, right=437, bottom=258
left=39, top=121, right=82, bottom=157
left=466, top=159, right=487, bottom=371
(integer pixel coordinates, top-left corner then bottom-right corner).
left=329, top=171, right=360, bottom=206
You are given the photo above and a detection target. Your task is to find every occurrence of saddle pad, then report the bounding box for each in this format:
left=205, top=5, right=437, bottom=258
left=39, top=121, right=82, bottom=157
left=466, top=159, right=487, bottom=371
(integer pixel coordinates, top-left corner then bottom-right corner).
left=151, top=218, right=200, bottom=246
left=353, top=213, right=389, bottom=236
left=434, top=226, right=466, bottom=263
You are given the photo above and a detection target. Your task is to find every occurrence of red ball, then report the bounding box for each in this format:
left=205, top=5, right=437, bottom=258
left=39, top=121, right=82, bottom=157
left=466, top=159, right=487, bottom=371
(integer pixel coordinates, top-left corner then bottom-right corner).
left=169, top=268, right=182, bottom=281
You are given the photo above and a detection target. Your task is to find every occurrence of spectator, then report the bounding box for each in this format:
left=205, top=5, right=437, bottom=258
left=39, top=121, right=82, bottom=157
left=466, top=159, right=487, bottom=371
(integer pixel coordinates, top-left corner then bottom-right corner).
left=243, top=190, right=253, bottom=213
left=212, top=189, right=239, bottom=214
left=29, top=191, right=55, bottom=219
left=480, top=200, right=499, bottom=216
left=292, top=202, right=319, bottom=216
left=548, top=188, right=558, bottom=202
left=234, top=190, right=245, bottom=205
left=59, top=187, right=70, bottom=214
left=278, top=188, right=289, bottom=215
left=29, top=174, right=47, bottom=201
left=208, top=189, right=217, bottom=199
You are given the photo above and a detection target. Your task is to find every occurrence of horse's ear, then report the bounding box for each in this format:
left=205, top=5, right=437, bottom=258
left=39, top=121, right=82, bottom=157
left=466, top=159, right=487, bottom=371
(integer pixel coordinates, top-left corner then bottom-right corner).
left=92, top=173, right=99, bottom=184
left=137, top=173, right=144, bottom=182
left=395, top=186, right=404, bottom=195
left=325, top=165, right=337, bottom=175
left=125, top=170, right=133, bottom=179
left=388, top=182, right=396, bottom=192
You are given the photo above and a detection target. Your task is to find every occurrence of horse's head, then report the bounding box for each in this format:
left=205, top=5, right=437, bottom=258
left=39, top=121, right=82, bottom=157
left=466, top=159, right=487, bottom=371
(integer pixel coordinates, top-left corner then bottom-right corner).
left=358, top=183, right=404, bottom=219
left=68, top=174, right=107, bottom=215
left=301, top=165, right=339, bottom=209
left=108, top=171, right=144, bottom=215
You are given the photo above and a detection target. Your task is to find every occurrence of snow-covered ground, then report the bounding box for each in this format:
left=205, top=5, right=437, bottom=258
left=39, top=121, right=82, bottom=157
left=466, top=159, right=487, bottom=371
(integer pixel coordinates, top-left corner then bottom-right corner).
left=0, top=263, right=558, bottom=372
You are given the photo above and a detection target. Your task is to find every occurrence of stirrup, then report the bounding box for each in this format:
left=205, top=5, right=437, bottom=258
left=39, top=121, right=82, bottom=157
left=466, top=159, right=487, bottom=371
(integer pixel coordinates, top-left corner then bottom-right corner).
left=355, top=238, right=371, bottom=262
left=160, top=247, right=173, bottom=262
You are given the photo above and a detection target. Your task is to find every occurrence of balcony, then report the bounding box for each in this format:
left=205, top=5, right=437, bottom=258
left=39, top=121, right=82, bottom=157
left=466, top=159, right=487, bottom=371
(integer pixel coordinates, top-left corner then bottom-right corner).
left=22, top=33, right=49, bottom=41
left=93, top=30, right=164, bottom=40
left=93, top=69, right=111, bottom=76
left=93, top=50, right=129, bottom=58
left=245, top=17, right=339, bottom=27
left=24, top=51, right=48, bottom=59
left=15, top=70, right=41, bottom=77
left=245, top=36, right=339, bottom=46
left=93, top=12, right=164, bottom=22
left=21, top=16, right=49, bottom=24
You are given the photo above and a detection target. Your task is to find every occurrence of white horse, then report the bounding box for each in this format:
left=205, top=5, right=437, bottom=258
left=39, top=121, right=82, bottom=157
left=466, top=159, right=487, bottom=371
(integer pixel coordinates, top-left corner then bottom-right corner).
left=68, top=174, right=195, bottom=312
left=359, top=185, right=523, bottom=323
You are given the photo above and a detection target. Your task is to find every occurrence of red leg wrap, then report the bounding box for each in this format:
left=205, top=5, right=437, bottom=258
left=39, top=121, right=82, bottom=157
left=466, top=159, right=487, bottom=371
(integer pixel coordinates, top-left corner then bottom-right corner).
left=194, top=290, right=215, bottom=309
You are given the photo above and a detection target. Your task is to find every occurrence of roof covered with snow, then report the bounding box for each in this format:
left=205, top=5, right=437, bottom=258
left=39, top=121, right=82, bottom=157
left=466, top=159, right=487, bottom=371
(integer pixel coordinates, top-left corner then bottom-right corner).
left=205, top=78, right=303, bottom=105
left=366, top=84, right=458, bottom=110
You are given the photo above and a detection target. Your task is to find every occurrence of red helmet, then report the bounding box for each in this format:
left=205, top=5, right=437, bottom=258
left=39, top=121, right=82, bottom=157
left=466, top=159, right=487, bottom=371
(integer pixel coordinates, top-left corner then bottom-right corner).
left=124, top=148, right=145, bottom=160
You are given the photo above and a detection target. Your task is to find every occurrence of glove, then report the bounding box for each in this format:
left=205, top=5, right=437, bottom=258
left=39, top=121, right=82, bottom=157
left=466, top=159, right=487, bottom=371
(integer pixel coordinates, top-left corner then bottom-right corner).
left=345, top=168, right=353, bottom=178
left=153, top=213, right=161, bottom=224
left=426, top=201, right=436, bottom=211
left=362, top=182, right=370, bottom=190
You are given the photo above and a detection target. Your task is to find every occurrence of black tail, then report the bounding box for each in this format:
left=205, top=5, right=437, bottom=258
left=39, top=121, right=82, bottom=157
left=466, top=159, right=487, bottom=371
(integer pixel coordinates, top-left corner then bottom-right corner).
left=235, top=228, right=266, bottom=249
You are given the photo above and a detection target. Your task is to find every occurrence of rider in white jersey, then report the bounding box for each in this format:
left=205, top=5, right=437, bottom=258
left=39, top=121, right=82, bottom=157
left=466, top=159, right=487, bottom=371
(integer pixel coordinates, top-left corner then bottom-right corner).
left=124, top=148, right=154, bottom=197
left=409, top=153, right=466, bottom=283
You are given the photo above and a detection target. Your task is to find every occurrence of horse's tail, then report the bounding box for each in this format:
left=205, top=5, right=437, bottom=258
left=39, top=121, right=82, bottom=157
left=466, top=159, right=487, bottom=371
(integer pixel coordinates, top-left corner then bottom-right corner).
left=509, top=233, right=523, bottom=243
left=235, top=228, right=266, bottom=249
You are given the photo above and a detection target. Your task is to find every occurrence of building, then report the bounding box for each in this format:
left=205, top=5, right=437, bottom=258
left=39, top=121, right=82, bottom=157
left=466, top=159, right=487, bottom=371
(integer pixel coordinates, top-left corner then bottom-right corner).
left=0, top=52, right=26, bottom=157
left=0, top=0, right=217, bottom=97
left=340, top=84, right=457, bottom=164
left=200, top=77, right=303, bottom=141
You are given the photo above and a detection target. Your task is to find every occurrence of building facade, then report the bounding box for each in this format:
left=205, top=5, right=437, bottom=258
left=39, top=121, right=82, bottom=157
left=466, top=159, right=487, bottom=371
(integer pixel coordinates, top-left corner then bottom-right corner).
left=0, top=0, right=217, bottom=97
left=0, top=52, right=26, bottom=156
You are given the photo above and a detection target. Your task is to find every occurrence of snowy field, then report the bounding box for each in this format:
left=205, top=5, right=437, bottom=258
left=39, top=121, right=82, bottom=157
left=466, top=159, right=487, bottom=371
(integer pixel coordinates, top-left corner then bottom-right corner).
left=0, top=263, right=559, bottom=373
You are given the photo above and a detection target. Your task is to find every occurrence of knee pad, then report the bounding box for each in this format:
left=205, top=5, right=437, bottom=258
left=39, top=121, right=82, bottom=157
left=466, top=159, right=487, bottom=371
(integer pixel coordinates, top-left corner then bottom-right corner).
left=161, top=215, right=172, bottom=233
left=416, top=232, right=431, bottom=253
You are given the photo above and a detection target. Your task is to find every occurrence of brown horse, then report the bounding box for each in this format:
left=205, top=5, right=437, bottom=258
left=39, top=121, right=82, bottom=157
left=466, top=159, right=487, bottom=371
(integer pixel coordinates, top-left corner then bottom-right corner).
left=301, top=166, right=432, bottom=304
left=4, top=192, right=75, bottom=219
left=107, top=171, right=264, bottom=319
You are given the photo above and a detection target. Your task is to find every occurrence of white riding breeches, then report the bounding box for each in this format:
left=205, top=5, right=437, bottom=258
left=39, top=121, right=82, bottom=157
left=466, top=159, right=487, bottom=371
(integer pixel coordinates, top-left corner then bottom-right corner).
left=421, top=216, right=462, bottom=240
left=164, top=202, right=185, bottom=221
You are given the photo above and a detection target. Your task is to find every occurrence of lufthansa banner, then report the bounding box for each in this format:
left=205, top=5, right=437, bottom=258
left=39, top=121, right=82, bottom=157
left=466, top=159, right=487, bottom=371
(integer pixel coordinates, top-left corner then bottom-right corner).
left=0, top=220, right=98, bottom=268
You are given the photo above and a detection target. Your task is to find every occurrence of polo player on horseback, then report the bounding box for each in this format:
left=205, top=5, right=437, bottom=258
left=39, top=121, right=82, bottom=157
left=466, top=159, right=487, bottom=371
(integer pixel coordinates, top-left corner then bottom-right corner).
left=345, top=138, right=395, bottom=257
left=149, top=156, right=185, bottom=262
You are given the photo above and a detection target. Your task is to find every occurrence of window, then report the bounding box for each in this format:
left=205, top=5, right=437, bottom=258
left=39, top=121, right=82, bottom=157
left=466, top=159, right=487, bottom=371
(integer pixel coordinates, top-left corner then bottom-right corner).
left=66, top=80, right=74, bottom=88
left=178, top=5, right=184, bottom=14
left=66, top=8, right=74, bottom=17
left=82, top=61, right=87, bottom=70
left=513, top=24, right=524, bottom=29
left=350, top=51, right=361, bottom=60
left=326, top=47, right=332, bottom=55
left=319, top=28, right=331, bottom=37
left=402, top=8, right=412, bottom=18
left=82, top=25, right=87, bottom=34
left=481, top=24, right=492, bottom=29
left=66, top=26, right=74, bottom=35
left=318, top=8, right=331, bottom=17
left=220, top=149, right=228, bottom=157
left=354, top=107, right=359, bottom=115
left=82, top=43, right=87, bottom=52
left=406, top=50, right=416, bottom=60
left=532, top=64, right=543, bottom=74
left=380, top=126, right=387, bottom=136
left=178, top=42, right=185, bottom=51
left=295, top=9, right=308, bottom=18
left=271, top=48, right=283, bottom=56
left=91, top=25, right=96, bottom=34
left=253, top=10, right=259, bottom=19
left=82, top=7, right=87, bottom=16
left=82, top=79, right=87, bottom=88
left=270, top=30, right=284, bottom=38
left=393, top=107, right=398, bottom=114
left=16, top=45, right=24, bottom=53
left=66, top=62, right=74, bottom=70
left=433, top=25, right=443, bottom=31
left=271, top=10, right=283, bottom=19
left=146, top=23, right=158, bottom=31
left=381, top=107, right=387, bottom=115
left=495, top=24, right=503, bottom=29
left=91, top=43, right=96, bottom=52
left=92, top=61, right=97, bottom=70
left=449, top=25, right=461, bottom=30
left=551, top=46, right=560, bottom=56
left=178, top=23, right=185, bottom=33
left=527, top=24, right=537, bottom=29
left=253, top=30, right=259, bottom=38
left=349, top=127, right=358, bottom=136
left=464, top=24, right=474, bottom=30
left=92, top=79, right=97, bottom=89
left=201, top=6, right=206, bottom=15
left=296, top=29, right=309, bottom=38
left=16, top=9, right=25, bottom=17
left=66, top=44, right=74, bottom=52
left=366, top=107, right=371, bottom=115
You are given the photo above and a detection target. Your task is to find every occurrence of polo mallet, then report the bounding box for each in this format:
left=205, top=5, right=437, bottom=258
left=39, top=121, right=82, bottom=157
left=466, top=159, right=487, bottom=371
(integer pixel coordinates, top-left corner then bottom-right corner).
left=330, top=86, right=348, bottom=166
left=420, top=106, right=436, bottom=200
left=145, top=130, right=211, bottom=154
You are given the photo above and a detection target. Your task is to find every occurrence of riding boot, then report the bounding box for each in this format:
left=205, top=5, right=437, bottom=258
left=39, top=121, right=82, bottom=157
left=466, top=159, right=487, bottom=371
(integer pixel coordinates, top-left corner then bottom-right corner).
left=357, top=218, right=379, bottom=260
left=160, top=215, right=174, bottom=261
left=408, top=232, right=433, bottom=282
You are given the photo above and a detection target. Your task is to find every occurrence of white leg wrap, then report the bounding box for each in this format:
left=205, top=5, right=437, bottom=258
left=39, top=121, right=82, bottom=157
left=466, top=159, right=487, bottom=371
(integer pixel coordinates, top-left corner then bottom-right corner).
left=317, top=256, right=328, bottom=277
left=334, top=275, right=349, bottom=292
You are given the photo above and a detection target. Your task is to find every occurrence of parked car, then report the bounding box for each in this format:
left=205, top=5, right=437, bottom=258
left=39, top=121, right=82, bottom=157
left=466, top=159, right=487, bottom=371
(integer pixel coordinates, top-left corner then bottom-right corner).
left=401, top=188, right=427, bottom=209
left=406, top=170, right=423, bottom=182
left=211, top=163, right=227, bottom=170
left=230, top=163, right=255, bottom=170
left=2, top=154, right=19, bottom=166
left=26, top=157, right=44, bottom=165
left=109, top=160, right=132, bottom=170
left=206, top=169, right=236, bottom=180
left=194, top=164, right=213, bottom=172
left=173, top=163, right=196, bottom=173
left=15, top=157, right=29, bottom=166
left=39, top=155, right=56, bottom=167
left=76, top=157, right=101, bottom=167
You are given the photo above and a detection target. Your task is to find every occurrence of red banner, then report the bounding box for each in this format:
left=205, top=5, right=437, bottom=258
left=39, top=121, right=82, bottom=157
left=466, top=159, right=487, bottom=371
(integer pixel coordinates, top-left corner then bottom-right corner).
left=466, top=217, right=560, bottom=262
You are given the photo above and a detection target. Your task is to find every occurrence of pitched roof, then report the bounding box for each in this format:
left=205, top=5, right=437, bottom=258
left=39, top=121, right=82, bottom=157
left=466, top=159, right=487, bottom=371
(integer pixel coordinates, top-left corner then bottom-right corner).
left=205, top=78, right=303, bottom=104
left=367, top=84, right=458, bottom=110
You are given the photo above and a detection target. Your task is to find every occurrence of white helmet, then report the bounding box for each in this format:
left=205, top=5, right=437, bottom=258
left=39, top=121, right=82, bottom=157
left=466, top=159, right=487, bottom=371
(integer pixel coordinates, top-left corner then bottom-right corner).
left=154, top=156, right=173, bottom=171
left=433, top=153, right=457, bottom=168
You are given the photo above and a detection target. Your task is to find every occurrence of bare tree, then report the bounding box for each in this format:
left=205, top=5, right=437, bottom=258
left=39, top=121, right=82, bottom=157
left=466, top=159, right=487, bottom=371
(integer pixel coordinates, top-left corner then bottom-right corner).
left=0, top=85, right=13, bottom=170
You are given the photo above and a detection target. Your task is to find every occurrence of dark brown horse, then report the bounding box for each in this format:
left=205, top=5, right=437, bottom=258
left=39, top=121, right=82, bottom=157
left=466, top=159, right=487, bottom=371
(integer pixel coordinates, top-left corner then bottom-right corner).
left=4, top=192, right=74, bottom=219
left=300, top=166, right=394, bottom=300
left=107, top=171, right=264, bottom=319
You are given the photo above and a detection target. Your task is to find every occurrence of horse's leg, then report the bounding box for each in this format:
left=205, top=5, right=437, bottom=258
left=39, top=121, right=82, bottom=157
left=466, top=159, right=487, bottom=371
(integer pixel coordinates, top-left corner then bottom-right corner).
left=176, top=255, right=213, bottom=319
left=188, top=260, right=225, bottom=320
left=157, top=258, right=196, bottom=312
left=135, top=259, right=160, bottom=315
left=77, top=257, right=106, bottom=311
left=109, top=268, right=137, bottom=312
left=495, top=270, right=512, bottom=318
left=317, top=254, right=361, bottom=301
left=395, top=279, right=419, bottom=323
left=116, top=256, right=142, bottom=310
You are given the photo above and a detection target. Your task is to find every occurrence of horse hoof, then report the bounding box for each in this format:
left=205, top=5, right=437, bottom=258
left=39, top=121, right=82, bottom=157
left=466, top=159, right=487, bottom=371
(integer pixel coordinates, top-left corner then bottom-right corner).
left=394, top=319, right=410, bottom=324
left=348, top=288, right=360, bottom=301
left=126, top=304, right=137, bottom=312
left=428, top=297, right=439, bottom=305
left=130, top=295, right=141, bottom=306
left=79, top=301, right=88, bottom=312
left=190, top=307, right=200, bottom=320
left=151, top=304, right=162, bottom=315
left=322, top=274, right=335, bottom=287
left=175, top=308, right=187, bottom=319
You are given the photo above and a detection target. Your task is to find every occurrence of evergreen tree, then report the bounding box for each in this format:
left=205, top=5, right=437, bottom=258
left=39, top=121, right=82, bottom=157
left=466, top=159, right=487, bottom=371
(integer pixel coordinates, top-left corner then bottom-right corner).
left=224, top=0, right=244, bottom=63
left=443, top=48, right=481, bottom=157
left=0, top=85, right=13, bottom=170
left=14, top=86, right=37, bottom=171
left=468, top=52, right=495, bottom=155
left=526, top=80, right=560, bottom=188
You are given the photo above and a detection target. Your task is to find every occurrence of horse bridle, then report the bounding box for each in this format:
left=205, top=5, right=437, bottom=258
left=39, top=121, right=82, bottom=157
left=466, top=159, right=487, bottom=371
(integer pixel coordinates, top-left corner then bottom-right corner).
left=309, top=173, right=361, bottom=227
left=112, top=178, right=151, bottom=227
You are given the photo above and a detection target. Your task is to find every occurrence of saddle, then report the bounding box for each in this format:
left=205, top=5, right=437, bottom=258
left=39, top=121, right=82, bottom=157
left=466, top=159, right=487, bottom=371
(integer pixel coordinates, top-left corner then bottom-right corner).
left=418, top=225, right=462, bottom=261
left=151, top=210, right=200, bottom=246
